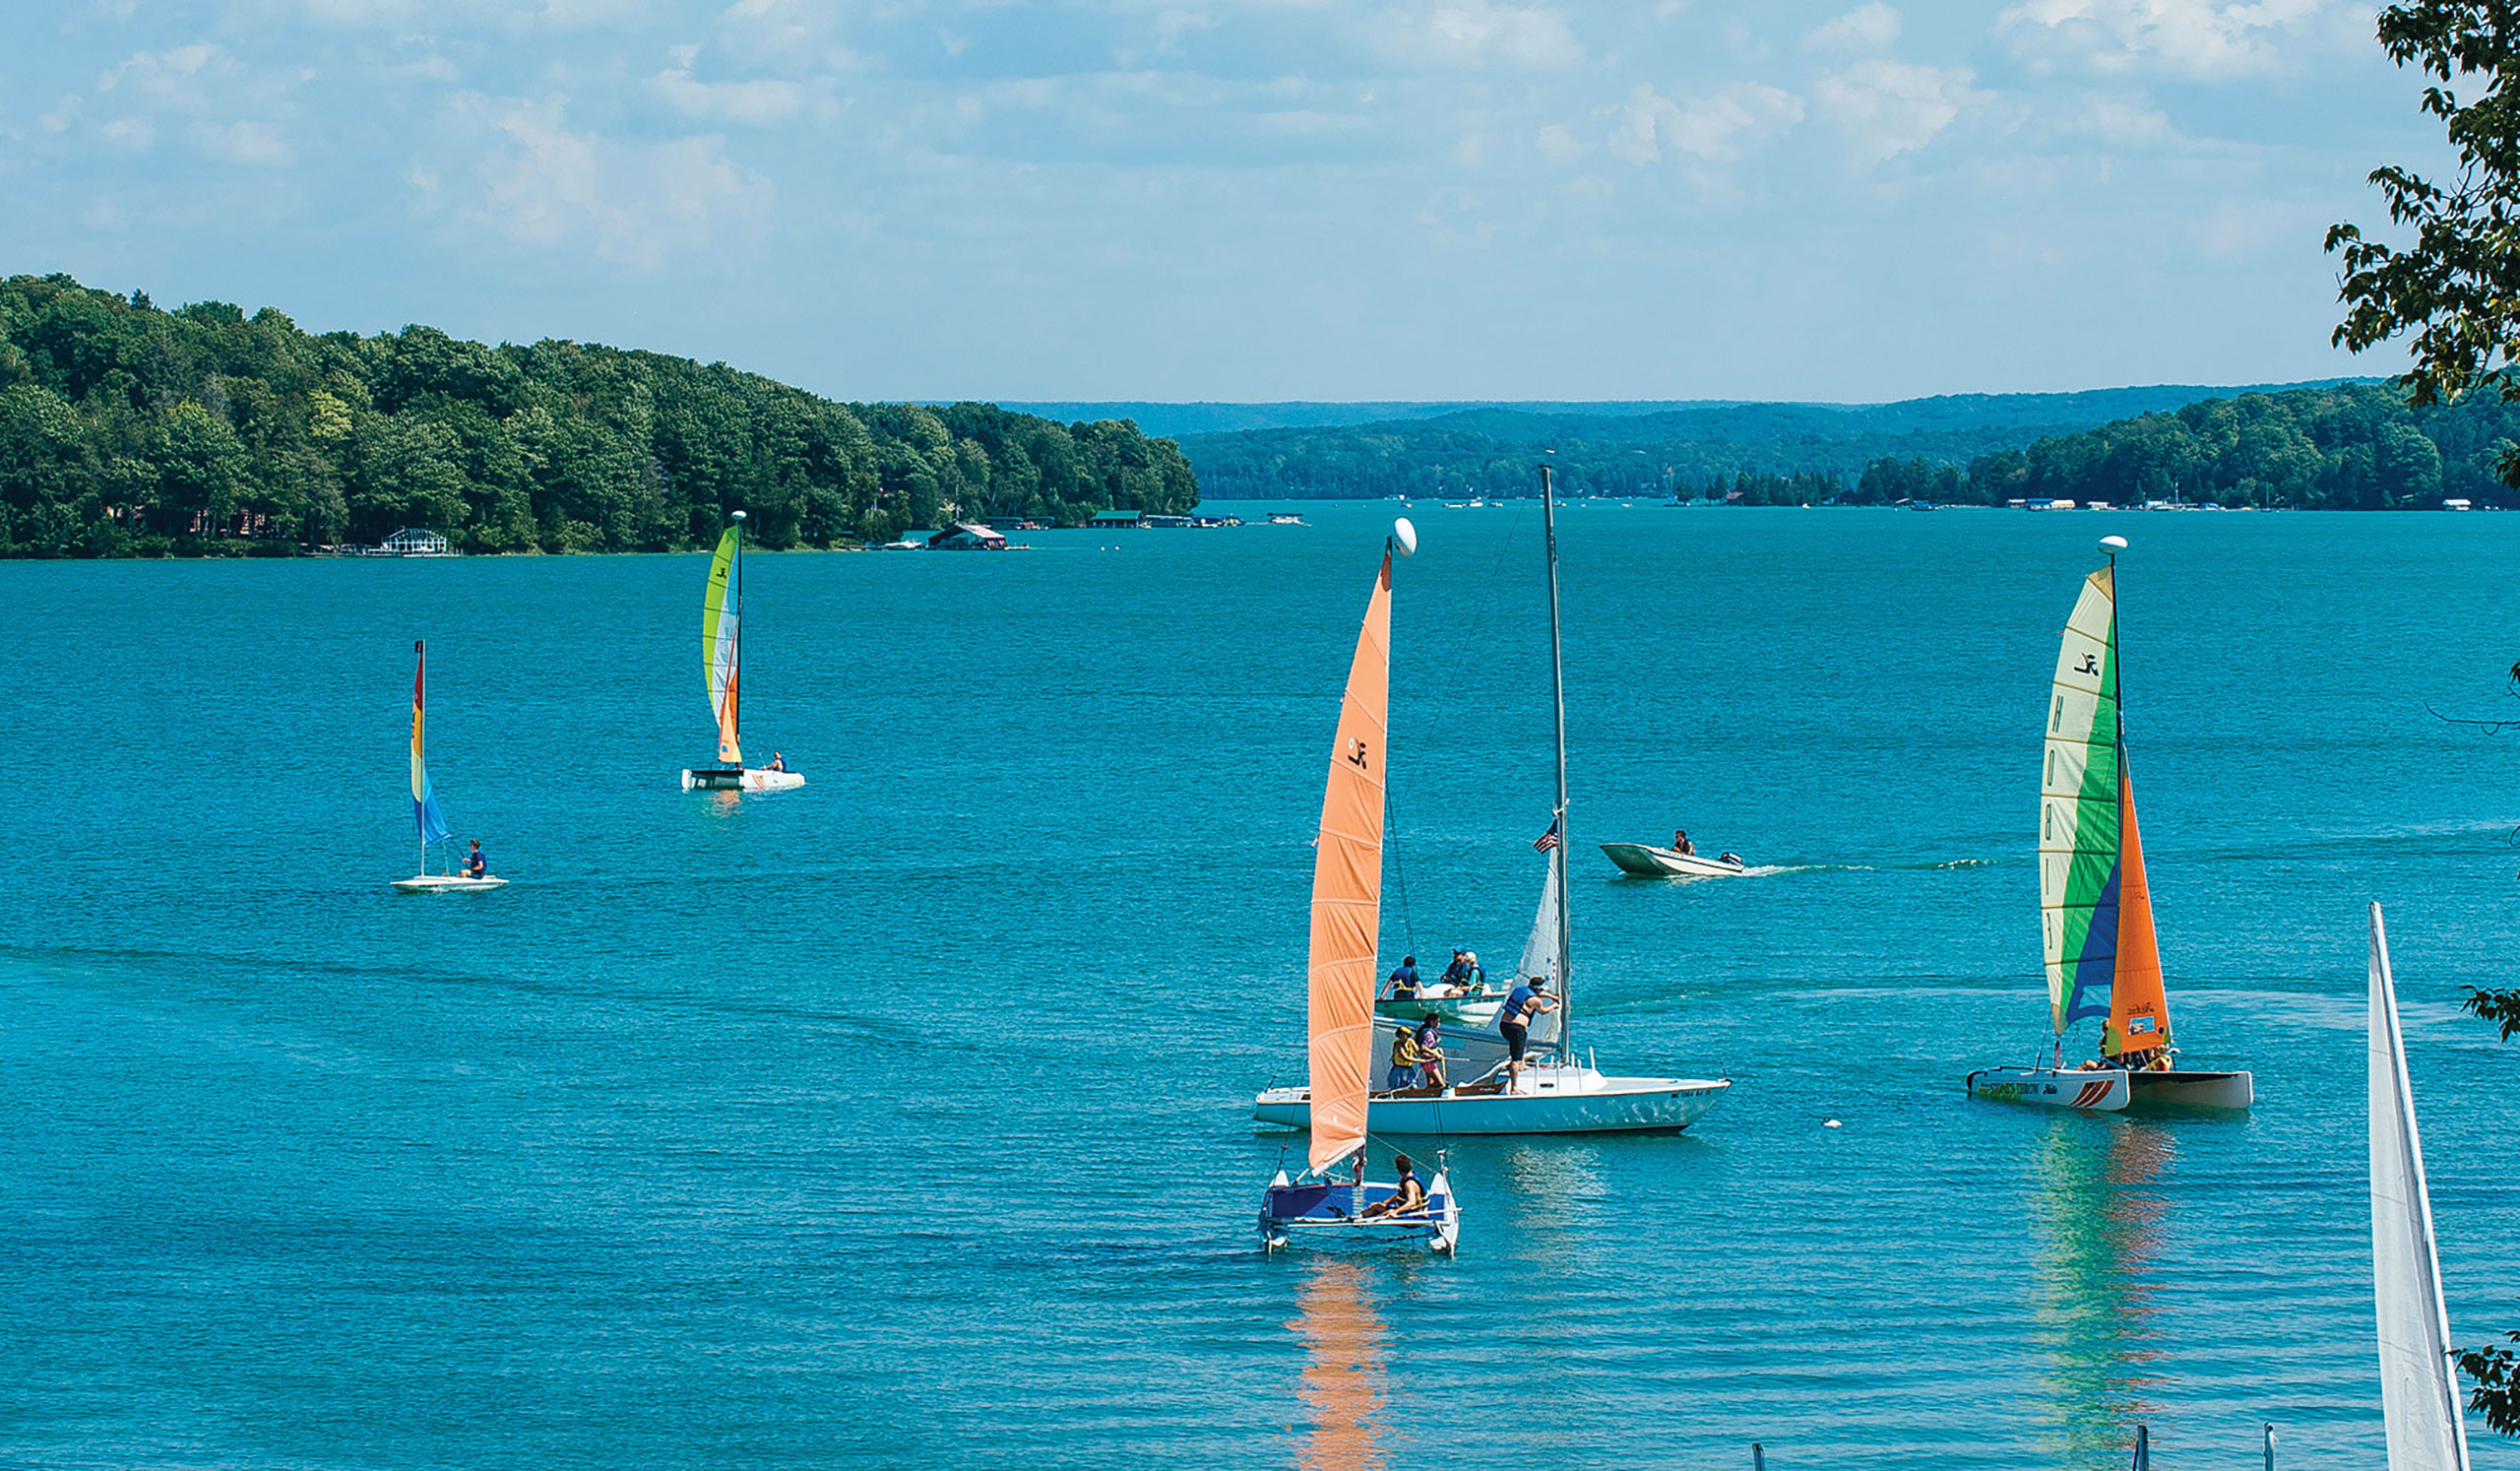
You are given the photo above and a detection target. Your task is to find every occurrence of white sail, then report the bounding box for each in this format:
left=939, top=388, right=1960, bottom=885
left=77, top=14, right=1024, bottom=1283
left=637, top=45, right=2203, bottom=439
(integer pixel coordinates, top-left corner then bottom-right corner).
left=1516, top=844, right=1565, bottom=1045
left=2367, top=902, right=2472, bottom=1471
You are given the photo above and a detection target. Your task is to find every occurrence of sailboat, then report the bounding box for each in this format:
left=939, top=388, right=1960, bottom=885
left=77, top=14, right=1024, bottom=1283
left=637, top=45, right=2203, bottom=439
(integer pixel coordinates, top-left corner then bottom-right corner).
left=391, top=640, right=506, bottom=893
left=1254, top=468, right=1731, bottom=1135
left=1967, top=537, right=2251, bottom=1110
left=2368, top=902, right=2474, bottom=1471
left=680, top=511, right=805, bottom=793
left=1256, top=519, right=1461, bottom=1252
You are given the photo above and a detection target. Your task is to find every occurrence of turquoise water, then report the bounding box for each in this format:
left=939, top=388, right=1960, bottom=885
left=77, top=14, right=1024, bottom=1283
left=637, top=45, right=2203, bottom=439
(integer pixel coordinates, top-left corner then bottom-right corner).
left=3, top=505, right=2517, bottom=1469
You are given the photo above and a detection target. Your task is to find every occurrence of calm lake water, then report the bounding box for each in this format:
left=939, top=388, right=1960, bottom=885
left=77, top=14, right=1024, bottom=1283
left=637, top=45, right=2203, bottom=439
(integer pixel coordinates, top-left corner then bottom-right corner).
left=3, top=504, right=2517, bottom=1470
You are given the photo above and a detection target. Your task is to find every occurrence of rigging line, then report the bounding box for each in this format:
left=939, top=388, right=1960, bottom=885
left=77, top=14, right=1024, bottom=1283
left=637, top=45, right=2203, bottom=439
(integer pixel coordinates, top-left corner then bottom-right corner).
left=1386, top=775, right=1418, bottom=959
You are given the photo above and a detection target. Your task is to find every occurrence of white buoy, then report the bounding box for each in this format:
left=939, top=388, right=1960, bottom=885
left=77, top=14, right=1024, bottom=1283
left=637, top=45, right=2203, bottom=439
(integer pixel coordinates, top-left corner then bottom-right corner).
left=1824, top=1119, right=1843, bottom=1128
left=2100, top=534, right=2127, bottom=553
left=1393, top=518, right=1418, bottom=556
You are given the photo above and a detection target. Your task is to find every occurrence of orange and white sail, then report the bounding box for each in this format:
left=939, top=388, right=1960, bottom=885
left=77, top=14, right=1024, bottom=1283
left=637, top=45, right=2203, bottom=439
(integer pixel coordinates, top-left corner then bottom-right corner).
left=1305, top=550, right=1392, bottom=1173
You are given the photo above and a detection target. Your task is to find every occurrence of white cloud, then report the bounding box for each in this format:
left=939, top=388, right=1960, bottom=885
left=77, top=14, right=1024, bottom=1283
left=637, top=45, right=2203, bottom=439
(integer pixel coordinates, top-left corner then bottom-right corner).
left=1382, top=1, right=1584, bottom=70
left=648, top=66, right=805, bottom=124
left=1804, top=3, right=1901, bottom=53
left=1997, top=0, right=2335, bottom=80
left=192, top=119, right=293, bottom=164
left=1610, top=81, right=1802, bottom=165
left=1816, top=58, right=1985, bottom=162
left=460, top=96, right=775, bottom=270
left=100, top=116, right=157, bottom=150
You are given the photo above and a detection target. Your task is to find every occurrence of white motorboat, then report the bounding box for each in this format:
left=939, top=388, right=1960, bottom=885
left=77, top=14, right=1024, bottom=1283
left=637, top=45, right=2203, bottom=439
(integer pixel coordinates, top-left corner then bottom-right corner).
left=1253, top=465, right=1729, bottom=1139
left=681, top=511, right=805, bottom=794
left=1252, top=519, right=1460, bottom=1254
left=1600, top=843, right=1746, bottom=878
left=1967, top=537, right=2251, bottom=1112
left=393, top=640, right=506, bottom=893
left=2367, top=902, right=2475, bottom=1469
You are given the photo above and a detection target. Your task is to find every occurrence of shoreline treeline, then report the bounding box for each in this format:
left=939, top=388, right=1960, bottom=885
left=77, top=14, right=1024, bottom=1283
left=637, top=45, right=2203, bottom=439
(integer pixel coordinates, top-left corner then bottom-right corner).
left=0, top=273, right=1199, bottom=556
left=1180, top=382, right=2503, bottom=509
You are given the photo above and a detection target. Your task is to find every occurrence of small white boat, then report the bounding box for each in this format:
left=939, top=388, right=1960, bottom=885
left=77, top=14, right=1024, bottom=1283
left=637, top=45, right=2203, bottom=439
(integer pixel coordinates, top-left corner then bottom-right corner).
left=391, top=873, right=509, bottom=894
left=1968, top=538, right=2251, bottom=1112
left=1374, top=987, right=1504, bottom=1029
left=2368, top=901, right=2475, bottom=1470
left=394, top=640, right=505, bottom=893
left=680, top=511, right=805, bottom=794
left=1258, top=1064, right=1728, bottom=1134
left=1253, top=518, right=1460, bottom=1255
left=1600, top=843, right=1746, bottom=878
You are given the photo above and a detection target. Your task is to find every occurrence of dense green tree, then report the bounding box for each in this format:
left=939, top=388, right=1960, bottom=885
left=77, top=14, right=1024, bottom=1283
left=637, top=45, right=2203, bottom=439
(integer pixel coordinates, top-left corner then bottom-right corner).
left=0, top=273, right=1196, bottom=556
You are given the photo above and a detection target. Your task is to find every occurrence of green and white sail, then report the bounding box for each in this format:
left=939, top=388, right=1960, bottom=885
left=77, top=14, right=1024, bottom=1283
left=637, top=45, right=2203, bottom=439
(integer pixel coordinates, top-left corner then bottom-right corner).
left=703, top=521, right=742, bottom=766
left=2041, top=564, right=2123, bottom=1035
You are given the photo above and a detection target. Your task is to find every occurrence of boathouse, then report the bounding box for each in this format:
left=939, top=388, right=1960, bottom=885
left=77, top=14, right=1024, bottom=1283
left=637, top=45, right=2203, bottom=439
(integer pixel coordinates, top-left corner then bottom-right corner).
left=375, top=528, right=453, bottom=556
left=928, top=522, right=1009, bottom=551
left=1091, top=509, right=1146, bottom=529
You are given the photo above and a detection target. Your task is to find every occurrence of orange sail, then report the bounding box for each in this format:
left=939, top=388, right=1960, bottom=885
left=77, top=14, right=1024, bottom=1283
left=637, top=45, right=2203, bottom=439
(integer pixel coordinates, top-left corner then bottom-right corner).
left=1306, top=550, right=1392, bottom=1173
left=2105, top=771, right=2173, bottom=1058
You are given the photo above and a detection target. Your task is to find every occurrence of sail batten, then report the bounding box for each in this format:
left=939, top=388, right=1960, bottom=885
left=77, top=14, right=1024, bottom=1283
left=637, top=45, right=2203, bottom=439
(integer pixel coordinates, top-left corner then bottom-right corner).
left=702, top=523, right=743, bottom=766
left=1305, top=551, right=1392, bottom=1174
left=2368, top=903, right=2473, bottom=1471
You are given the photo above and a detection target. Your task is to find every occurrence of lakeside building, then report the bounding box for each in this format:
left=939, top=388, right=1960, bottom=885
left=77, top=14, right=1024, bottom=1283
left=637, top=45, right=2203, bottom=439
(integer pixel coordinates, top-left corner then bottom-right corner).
left=928, top=523, right=1009, bottom=551
left=372, top=528, right=453, bottom=556
left=1091, top=509, right=1147, bottom=530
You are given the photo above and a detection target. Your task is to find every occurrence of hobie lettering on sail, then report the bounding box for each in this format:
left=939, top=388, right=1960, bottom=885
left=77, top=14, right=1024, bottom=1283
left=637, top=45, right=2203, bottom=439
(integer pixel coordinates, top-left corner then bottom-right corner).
left=704, top=523, right=742, bottom=766
left=2368, top=903, right=2472, bottom=1471
left=1305, top=552, right=1391, bottom=1173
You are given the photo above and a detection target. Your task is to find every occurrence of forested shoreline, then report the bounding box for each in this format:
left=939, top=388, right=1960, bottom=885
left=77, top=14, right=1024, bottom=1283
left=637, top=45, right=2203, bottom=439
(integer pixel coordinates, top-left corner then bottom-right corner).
left=0, top=274, right=1198, bottom=557
left=1179, top=381, right=2511, bottom=509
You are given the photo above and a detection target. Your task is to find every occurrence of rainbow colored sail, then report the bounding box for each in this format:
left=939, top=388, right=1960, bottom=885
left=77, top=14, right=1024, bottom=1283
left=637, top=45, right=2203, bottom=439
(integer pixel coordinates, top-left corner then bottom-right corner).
left=702, top=522, right=742, bottom=766
left=2039, top=563, right=2172, bottom=1055
left=410, top=640, right=450, bottom=849
left=1305, top=549, right=1391, bottom=1173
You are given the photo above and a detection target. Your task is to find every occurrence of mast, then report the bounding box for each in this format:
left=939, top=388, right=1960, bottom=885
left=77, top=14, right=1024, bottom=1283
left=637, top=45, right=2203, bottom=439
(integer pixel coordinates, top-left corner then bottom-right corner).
left=1541, top=463, right=1573, bottom=1060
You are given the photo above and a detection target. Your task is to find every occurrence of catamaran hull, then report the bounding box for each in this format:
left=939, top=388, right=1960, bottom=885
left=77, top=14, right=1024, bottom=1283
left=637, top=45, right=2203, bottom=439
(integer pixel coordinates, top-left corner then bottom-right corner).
left=1254, top=1073, right=1729, bottom=1134
left=681, top=767, right=806, bottom=793
left=390, top=874, right=509, bottom=893
left=2127, top=1069, right=2252, bottom=1109
left=1964, top=1067, right=2129, bottom=1111
left=1258, top=1169, right=1459, bottom=1253
left=1601, top=843, right=1746, bottom=878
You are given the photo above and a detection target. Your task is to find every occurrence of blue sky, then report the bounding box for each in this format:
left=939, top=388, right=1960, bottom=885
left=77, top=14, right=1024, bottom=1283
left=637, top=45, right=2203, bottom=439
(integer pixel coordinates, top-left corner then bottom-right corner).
left=0, top=0, right=2446, bottom=403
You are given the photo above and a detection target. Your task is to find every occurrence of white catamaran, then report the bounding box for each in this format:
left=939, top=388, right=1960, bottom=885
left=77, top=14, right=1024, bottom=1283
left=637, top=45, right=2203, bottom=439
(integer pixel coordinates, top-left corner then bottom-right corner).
left=392, top=640, right=506, bottom=893
left=2368, top=902, right=2474, bottom=1471
left=1256, top=520, right=1461, bottom=1253
left=680, top=511, right=805, bottom=794
left=1254, top=468, right=1731, bottom=1135
left=1967, top=537, right=2251, bottom=1111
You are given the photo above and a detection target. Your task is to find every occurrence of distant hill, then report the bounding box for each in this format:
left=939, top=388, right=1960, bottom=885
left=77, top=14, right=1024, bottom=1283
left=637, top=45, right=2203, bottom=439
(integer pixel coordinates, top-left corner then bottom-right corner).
left=0, top=273, right=1197, bottom=557
left=1003, top=387, right=2380, bottom=442
left=1153, top=383, right=2381, bottom=499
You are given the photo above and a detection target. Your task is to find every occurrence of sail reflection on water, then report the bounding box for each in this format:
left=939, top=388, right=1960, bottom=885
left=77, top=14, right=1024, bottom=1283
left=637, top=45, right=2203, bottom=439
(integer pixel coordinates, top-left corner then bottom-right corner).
left=2029, top=1118, right=2174, bottom=1470
left=1291, top=1259, right=1389, bottom=1471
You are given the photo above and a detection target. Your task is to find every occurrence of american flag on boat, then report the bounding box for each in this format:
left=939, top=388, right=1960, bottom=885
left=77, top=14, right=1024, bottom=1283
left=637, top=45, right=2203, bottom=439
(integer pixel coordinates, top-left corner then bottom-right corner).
left=1534, top=819, right=1561, bottom=853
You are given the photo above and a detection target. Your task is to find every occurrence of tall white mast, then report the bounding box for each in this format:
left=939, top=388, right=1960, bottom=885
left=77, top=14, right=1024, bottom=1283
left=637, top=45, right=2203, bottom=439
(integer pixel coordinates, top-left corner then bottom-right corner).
left=1541, top=463, right=1573, bottom=1060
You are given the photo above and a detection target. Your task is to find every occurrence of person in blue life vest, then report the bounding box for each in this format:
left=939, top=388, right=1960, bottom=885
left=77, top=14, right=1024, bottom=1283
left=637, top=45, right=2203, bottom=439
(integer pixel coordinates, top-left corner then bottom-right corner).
left=1499, top=974, right=1557, bottom=1091
left=1360, top=1154, right=1427, bottom=1218
left=1383, top=955, right=1420, bottom=1000
left=462, top=840, right=488, bottom=878
left=1438, top=950, right=1484, bottom=995
left=769, top=751, right=788, bottom=773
